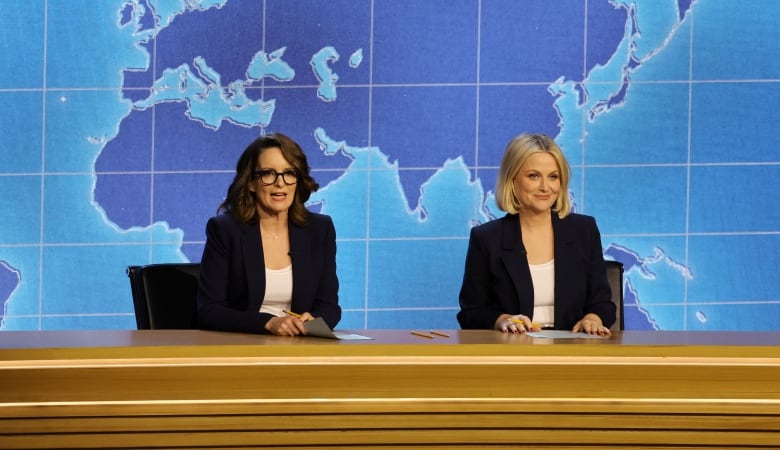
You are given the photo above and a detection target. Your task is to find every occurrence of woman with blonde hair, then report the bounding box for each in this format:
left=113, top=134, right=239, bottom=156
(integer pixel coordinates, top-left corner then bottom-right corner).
left=457, top=133, right=614, bottom=335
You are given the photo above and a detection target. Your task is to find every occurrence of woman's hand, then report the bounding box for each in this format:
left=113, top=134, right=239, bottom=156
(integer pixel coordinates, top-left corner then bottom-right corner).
left=265, top=315, right=308, bottom=336
left=573, top=313, right=610, bottom=336
left=495, top=314, right=540, bottom=334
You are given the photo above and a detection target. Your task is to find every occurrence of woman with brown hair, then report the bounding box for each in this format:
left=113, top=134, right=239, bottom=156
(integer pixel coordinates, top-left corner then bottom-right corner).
left=197, top=132, right=340, bottom=335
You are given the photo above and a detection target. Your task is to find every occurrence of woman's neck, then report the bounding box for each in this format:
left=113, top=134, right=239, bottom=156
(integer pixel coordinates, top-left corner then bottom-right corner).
left=519, top=210, right=554, bottom=264
left=518, top=209, right=551, bottom=229
left=259, top=213, right=288, bottom=238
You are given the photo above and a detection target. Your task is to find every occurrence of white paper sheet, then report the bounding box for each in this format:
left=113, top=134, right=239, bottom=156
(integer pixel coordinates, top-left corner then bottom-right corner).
left=526, top=330, right=605, bottom=339
left=304, top=317, right=373, bottom=340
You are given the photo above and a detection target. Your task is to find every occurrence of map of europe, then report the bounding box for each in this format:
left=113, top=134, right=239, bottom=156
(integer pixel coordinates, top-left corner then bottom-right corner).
left=1, top=0, right=778, bottom=331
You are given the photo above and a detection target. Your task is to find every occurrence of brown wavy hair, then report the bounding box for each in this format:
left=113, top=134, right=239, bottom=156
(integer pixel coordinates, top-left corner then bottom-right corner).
left=218, top=132, right=319, bottom=226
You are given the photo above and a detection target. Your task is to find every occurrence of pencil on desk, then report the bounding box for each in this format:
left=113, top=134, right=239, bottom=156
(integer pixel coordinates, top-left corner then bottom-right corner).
left=410, top=331, right=434, bottom=339
left=429, top=330, right=450, bottom=338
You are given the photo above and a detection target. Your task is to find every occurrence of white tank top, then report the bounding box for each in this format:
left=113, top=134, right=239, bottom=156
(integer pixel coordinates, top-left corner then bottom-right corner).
left=529, top=259, right=554, bottom=327
left=259, top=265, right=293, bottom=317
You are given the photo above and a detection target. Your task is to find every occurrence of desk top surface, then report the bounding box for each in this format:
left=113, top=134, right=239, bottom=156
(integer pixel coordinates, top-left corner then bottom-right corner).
left=2, top=329, right=780, bottom=361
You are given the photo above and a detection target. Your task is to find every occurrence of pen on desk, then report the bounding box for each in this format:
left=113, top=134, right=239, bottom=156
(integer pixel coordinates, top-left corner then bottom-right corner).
left=410, top=331, right=434, bottom=339
left=429, top=330, right=450, bottom=338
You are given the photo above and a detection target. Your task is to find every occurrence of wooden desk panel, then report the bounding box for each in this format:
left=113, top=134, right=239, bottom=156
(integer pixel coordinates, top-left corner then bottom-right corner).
left=2, top=330, right=780, bottom=449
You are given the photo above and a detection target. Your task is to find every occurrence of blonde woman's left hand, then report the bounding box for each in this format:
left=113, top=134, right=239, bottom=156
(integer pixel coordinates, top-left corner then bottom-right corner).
left=572, top=314, right=610, bottom=336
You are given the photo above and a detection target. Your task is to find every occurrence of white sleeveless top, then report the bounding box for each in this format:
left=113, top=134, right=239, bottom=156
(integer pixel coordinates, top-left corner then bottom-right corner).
left=259, top=265, right=293, bottom=317
left=529, top=259, right=555, bottom=327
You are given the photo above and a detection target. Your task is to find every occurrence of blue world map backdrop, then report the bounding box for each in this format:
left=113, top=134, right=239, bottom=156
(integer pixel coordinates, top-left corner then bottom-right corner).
left=1, top=0, right=778, bottom=331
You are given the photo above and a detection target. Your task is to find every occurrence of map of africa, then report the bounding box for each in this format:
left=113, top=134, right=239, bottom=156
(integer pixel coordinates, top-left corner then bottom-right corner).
left=1, top=0, right=778, bottom=331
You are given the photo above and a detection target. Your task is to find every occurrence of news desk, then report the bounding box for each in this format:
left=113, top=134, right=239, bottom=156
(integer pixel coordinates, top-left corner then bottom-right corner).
left=2, top=330, right=780, bottom=449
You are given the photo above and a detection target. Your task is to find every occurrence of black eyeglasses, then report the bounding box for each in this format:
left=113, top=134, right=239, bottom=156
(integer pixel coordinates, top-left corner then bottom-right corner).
left=252, top=168, right=300, bottom=186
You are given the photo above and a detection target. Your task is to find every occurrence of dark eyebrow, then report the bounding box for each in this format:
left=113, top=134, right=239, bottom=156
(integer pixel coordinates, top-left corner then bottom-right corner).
left=255, top=167, right=295, bottom=172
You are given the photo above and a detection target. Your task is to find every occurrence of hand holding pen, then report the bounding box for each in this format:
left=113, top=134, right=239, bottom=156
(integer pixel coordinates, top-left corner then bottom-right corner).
left=283, top=309, right=314, bottom=322
left=496, top=314, right=541, bottom=334
left=264, top=309, right=313, bottom=336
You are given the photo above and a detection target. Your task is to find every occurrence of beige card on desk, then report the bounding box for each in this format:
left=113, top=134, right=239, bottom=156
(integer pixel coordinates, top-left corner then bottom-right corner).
left=304, top=317, right=373, bottom=340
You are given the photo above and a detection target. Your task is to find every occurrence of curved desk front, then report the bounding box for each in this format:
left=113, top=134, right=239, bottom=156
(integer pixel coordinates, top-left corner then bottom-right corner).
left=2, top=330, right=780, bottom=449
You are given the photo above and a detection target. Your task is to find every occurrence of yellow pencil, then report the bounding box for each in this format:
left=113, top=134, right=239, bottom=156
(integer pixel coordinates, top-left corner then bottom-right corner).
left=508, top=318, right=543, bottom=328
left=282, top=309, right=310, bottom=321
left=410, top=330, right=434, bottom=339
left=429, top=330, right=450, bottom=338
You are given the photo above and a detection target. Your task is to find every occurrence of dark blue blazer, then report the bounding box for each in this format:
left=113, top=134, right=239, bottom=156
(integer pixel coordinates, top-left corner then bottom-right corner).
left=457, top=212, right=615, bottom=330
left=197, top=212, right=341, bottom=333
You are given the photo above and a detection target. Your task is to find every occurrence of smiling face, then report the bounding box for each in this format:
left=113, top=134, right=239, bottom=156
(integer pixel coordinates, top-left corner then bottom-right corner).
left=250, top=146, right=297, bottom=218
left=512, top=151, right=561, bottom=215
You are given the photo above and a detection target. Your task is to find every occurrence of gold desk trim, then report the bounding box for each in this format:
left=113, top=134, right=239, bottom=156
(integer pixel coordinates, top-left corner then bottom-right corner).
left=2, top=329, right=780, bottom=449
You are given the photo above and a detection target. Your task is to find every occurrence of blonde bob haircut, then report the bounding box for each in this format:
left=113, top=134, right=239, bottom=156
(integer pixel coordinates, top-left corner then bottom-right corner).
left=495, top=133, right=572, bottom=218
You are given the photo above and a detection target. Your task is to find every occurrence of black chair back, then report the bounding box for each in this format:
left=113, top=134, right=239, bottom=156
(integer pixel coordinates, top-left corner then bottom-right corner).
left=605, top=260, right=625, bottom=331
left=126, top=263, right=200, bottom=330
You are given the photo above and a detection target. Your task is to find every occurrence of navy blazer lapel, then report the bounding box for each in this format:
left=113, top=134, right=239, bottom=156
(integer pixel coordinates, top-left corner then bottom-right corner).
left=242, top=221, right=265, bottom=312
left=552, top=213, right=578, bottom=279
left=289, top=221, right=310, bottom=312
left=499, top=214, right=533, bottom=312
left=552, top=213, right=581, bottom=327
